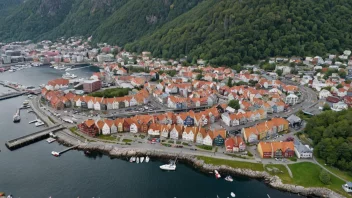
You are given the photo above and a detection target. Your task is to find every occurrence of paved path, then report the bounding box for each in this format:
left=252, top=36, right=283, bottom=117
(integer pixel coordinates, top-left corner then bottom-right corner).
left=313, top=157, right=347, bottom=182
left=284, top=164, right=293, bottom=178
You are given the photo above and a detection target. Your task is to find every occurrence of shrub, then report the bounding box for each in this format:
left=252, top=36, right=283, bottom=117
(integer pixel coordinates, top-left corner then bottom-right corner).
left=319, top=170, right=331, bottom=184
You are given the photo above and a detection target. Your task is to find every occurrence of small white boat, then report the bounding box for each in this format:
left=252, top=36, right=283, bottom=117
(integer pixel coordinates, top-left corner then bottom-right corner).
left=65, top=68, right=72, bottom=71
left=35, top=121, right=45, bottom=127
left=215, top=170, right=221, bottom=179
left=136, top=157, right=140, bottom=164
left=130, top=156, right=136, bottom=162
left=230, top=192, right=236, bottom=197
left=145, top=156, right=150, bottom=163
left=267, top=194, right=271, bottom=198
left=23, top=100, right=29, bottom=105
left=160, top=159, right=177, bottom=171
left=140, top=157, right=145, bottom=163
left=129, top=157, right=133, bottom=162
left=46, top=137, right=56, bottom=143
left=51, top=151, right=60, bottom=157
left=225, top=176, right=233, bottom=182
left=28, top=119, right=37, bottom=124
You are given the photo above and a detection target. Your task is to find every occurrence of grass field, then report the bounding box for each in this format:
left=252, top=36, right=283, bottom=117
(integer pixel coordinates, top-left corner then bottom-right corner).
left=315, top=158, right=352, bottom=182
left=265, top=164, right=292, bottom=184
left=122, top=139, right=133, bottom=143
left=96, top=135, right=117, bottom=141
left=197, top=156, right=264, bottom=171
left=288, top=162, right=348, bottom=197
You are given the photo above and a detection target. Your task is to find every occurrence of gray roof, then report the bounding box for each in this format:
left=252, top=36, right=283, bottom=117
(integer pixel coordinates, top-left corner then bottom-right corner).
left=294, top=140, right=312, bottom=154
left=346, top=182, right=352, bottom=187
left=287, top=114, right=301, bottom=124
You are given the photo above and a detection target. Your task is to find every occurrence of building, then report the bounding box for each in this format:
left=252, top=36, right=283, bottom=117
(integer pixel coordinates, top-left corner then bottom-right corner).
left=225, top=136, right=246, bottom=152
left=285, top=94, right=298, bottom=105
left=294, top=140, right=313, bottom=159
left=319, top=89, right=332, bottom=100
left=213, top=129, right=226, bottom=146
left=83, top=80, right=101, bottom=93
left=286, top=114, right=302, bottom=128
left=257, top=141, right=295, bottom=158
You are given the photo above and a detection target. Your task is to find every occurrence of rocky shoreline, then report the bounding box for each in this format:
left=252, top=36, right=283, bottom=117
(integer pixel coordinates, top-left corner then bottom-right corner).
left=57, top=135, right=345, bottom=198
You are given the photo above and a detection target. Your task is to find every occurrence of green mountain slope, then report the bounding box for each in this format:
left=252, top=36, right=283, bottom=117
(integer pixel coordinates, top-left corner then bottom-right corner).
left=1, top=0, right=352, bottom=65
left=0, top=0, right=74, bottom=41
left=45, top=0, right=129, bottom=40
left=92, top=0, right=204, bottom=45
left=126, top=0, right=352, bottom=65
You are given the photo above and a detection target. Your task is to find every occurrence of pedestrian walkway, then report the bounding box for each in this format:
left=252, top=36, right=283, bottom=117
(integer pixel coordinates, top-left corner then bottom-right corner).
left=284, top=164, right=293, bottom=178
left=313, top=157, right=347, bottom=182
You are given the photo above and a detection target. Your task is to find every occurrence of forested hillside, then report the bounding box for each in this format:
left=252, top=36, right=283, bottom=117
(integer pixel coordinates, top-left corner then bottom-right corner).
left=126, top=0, right=352, bottom=65
left=1, top=0, right=352, bottom=65
left=305, top=109, right=352, bottom=174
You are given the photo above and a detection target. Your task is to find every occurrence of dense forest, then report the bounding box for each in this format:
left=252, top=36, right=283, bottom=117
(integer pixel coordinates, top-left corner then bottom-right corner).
left=1, top=0, right=352, bottom=65
left=305, top=109, right=352, bottom=174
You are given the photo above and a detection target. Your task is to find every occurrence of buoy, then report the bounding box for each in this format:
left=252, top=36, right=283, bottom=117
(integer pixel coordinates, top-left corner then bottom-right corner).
left=230, top=192, right=236, bottom=197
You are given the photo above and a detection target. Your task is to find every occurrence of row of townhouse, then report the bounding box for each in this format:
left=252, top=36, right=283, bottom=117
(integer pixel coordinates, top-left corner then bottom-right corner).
left=42, top=88, right=149, bottom=110
left=257, top=141, right=295, bottom=158
left=221, top=109, right=267, bottom=127
left=78, top=118, right=228, bottom=147
left=242, top=118, right=289, bottom=143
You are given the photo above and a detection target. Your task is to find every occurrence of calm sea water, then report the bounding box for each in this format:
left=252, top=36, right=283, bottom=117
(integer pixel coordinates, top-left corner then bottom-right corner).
left=0, top=66, right=301, bottom=198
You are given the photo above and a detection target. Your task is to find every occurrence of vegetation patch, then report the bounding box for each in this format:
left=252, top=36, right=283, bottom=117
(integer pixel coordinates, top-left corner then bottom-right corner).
left=198, top=156, right=264, bottom=171
left=48, top=116, right=55, bottom=124
left=96, top=135, right=117, bottom=141
left=176, top=141, right=181, bottom=144
left=196, top=145, right=213, bottom=151
left=162, top=143, right=172, bottom=147
left=182, top=142, right=189, bottom=146
left=122, top=139, right=133, bottom=143
left=168, top=140, right=174, bottom=144
left=88, top=88, right=130, bottom=98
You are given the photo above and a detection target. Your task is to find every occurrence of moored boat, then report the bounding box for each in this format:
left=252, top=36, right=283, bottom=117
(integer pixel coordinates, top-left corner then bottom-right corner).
left=160, top=158, right=177, bottom=171
left=145, top=156, right=150, bottom=163
left=225, top=176, right=233, bottom=182
left=140, top=157, right=145, bottom=163
left=51, top=151, right=60, bottom=157
left=214, top=170, right=221, bottom=179
left=13, top=109, right=20, bottom=123
left=136, top=157, right=140, bottom=164
left=230, top=192, right=236, bottom=197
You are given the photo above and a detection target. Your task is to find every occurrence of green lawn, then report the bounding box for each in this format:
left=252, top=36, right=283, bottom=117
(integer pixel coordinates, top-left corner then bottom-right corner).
left=196, top=145, right=213, bottom=151
left=122, top=139, right=133, bottom=143
left=197, top=156, right=264, bottom=171
left=96, top=135, right=117, bottom=141
left=288, top=162, right=348, bottom=197
left=315, top=158, right=352, bottom=182
left=265, top=164, right=292, bottom=184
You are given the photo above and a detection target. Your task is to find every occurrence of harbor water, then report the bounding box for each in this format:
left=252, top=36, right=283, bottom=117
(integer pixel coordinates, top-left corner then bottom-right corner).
left=0, top=66, right=301, bottom=198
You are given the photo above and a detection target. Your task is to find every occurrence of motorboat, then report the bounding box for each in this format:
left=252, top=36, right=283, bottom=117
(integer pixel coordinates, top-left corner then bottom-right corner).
left=230, top=192, right=236, bottom=197
left=51, top=151, right=60, bottom=157
left=62, top=72, right=77, bottom=79
left=35, top=120, right=45, bottom=127
left=214, top=170, right=221, bottom=179
left=9, top=69, right=15, bottom=72
left=130, top=156, right=136, bottom=162
left=13, top=109, right=20, bottom=123
left=65, top=67, right=72, bottom=71
left=140, top=157, right=145, bottom=163
left=225, top=176, right=233, bottom=182
left=145, top=156, right=150, bottom=163
left=28, top=119, right=37, bottom=124
left=160, top=160, right=176, bottom=171
left=23, top=100, right=29, bottom=105
left=136, top=157, right=140, bottom=164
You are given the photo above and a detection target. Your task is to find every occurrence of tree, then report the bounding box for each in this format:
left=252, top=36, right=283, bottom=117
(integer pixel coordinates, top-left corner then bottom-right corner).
left=227, top=77, right=233, bottom=87
left=196, top=73, right=203, bottom=80
left=289, top=62, right=296, bottom=67
left=319, top=170, right=331, bottom=185
left=323, top=104, right=331, bottom=111
left=336, top=84, right=343, bottom=89
left=228, top=100, right=240, bottom=110
left=276, top=69, right=283, bottom=76
left=338, top=70, right=347, bottom=78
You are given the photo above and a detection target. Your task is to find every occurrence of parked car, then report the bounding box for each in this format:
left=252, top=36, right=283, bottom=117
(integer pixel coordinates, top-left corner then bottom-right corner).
left=286, top=137, right=294, bottom=141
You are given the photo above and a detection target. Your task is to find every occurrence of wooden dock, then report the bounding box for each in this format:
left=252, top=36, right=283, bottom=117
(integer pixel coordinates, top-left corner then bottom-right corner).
left=5, top=124, right=64, bottom=150
left=58, top=145, right=79, bottom=155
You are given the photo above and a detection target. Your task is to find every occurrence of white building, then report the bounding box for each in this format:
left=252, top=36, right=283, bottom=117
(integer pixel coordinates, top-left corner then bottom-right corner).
left=332, top=101, right=348, bottom=112
left=294, top=140, right=313, bottom=159
left=285, top=94, right=298, bottom=105
left=319, top=89, right=332, bottom=99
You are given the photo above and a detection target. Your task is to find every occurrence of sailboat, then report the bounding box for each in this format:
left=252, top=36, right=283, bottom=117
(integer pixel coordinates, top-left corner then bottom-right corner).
left=145, top=156, right=150, bottom=163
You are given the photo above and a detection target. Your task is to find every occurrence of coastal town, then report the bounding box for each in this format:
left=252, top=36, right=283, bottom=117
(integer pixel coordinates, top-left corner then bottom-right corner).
left=1, top=37, right=352, bottom=197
